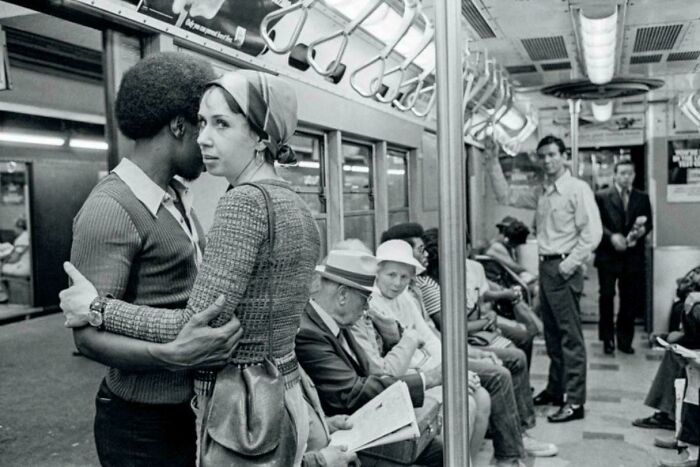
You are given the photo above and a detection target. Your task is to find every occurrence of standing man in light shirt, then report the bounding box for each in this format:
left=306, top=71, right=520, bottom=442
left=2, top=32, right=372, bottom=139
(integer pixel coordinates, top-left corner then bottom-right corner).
left=483, top=135, right=602, bottom=423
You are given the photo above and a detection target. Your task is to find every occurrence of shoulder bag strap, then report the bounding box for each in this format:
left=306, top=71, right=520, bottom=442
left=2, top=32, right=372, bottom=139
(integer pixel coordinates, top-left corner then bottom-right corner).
left=239, top=182, right=276, bottom=361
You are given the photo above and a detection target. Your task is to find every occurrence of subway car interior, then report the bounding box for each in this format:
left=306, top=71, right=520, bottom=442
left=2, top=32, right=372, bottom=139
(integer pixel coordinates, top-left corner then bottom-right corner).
left=0, top=0, right=700, bottom=466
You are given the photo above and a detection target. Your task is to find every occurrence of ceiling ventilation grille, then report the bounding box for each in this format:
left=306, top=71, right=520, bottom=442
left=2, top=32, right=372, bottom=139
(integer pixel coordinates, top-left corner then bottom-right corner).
left=667, top=51, right=700, bottom=61
left=505, top=64, right=537, bottom=74
left=633, top=24, right=683, bottom=52
left=521, top=36, right=568, bottom=61
left=541, top=61, right=572, bottom=71
left=462, top=1, right=496, bottom=39
left=630, top=54, right=663, bottom=64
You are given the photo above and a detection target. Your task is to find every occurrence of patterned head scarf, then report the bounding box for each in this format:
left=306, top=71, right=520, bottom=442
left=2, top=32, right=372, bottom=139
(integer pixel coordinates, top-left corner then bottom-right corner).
left=207, top=70, right=298, bottom=164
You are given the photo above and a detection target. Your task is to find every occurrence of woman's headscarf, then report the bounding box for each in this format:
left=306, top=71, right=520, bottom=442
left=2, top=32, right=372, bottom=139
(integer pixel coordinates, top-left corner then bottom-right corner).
left=208, top=70, right=298, bottom=164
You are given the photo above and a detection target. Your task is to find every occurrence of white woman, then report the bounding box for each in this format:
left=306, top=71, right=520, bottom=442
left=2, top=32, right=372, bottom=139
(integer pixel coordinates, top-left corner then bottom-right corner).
left=363, top=239, right=492, bottom=464
left=60, top=70, right=327, bottom=466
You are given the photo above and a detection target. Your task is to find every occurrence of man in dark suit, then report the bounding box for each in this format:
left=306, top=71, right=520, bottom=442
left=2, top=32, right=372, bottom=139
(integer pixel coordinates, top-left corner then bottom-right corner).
left=594, top=159, right=653, bottom=354
left=296, top=249, right=443, bottom=466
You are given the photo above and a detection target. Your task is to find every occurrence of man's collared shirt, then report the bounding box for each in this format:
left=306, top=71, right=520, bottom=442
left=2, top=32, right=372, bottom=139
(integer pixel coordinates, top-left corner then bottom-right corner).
left=113, top=158, right=202, bottom=266
left=486, top=160, right=602, bottom=275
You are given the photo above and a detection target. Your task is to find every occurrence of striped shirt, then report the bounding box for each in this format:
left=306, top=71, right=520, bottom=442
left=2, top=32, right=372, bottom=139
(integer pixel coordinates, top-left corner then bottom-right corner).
left=415, top=275, right=442, bottom=317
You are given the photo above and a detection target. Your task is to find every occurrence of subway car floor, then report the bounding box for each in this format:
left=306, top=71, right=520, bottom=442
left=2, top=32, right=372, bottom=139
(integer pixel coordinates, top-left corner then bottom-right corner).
left=0, top=310, right=679, bottom=466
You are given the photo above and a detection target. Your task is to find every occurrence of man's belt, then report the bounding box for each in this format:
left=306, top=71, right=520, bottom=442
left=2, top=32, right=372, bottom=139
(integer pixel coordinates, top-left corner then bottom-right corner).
left=539, top=253, right=569, bottom=262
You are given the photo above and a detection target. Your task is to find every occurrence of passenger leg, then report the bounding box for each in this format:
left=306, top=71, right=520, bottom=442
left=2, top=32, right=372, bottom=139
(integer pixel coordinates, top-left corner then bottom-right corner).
left=488, top=346, right=536, bottom=430
left=541, top=263, right=587, bottom=406
left=597, top=266, right=617, bottom=345
left=469, top=358, right=526, bottom=462
left=470, top=386, right=491, bottom=461
left=414, top=436, right=444, bottom=466
left=538, top=264, right=565, bottom=402
left=617, top=271, right=639, bottom=351
left=496, top=317, right=534, bottom=368
left=633, top=349, right=686, bottom=428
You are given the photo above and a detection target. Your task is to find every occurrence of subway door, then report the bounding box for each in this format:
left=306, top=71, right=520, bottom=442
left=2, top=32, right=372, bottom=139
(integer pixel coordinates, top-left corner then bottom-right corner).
left=30, top=159, right=102, bottom=308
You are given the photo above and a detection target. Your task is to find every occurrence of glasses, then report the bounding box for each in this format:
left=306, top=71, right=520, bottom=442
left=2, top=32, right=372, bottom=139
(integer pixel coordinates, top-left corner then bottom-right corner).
left=351, top=288, right=372, bottom=313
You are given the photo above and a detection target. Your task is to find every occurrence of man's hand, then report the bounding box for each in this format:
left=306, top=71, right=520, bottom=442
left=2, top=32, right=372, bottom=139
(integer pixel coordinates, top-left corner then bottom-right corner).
left=477, top=349, right=503, bottom=367
left=318, top=445, right=359, bottom=467
left=467, top=370, right=481, bottom=394
left=327, top=414, right=353, bottom=434
left=423, top=365, right=442, bottom=389
left=60, top=262, right=99, bottom=328
left=483, top=311, right=498, bottom=331
left=611, top=233, right=627, bottom=252
left=150, top=295, right=244, bottom=371
left=557, top=262, right=575, bottom=280
left=367, top=306, right=401, bottom=343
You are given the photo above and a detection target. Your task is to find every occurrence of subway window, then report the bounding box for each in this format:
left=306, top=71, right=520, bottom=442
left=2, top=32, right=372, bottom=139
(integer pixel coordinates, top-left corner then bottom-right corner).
left=277, top=131, right=328, bottom=255
left=341, top=140, right=375, bottom=250
left=387, top=148, right=409, bottom=227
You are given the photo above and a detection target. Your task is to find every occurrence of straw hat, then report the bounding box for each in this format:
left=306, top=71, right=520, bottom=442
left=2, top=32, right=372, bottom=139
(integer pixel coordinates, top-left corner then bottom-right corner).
left=376, top=240, right=426, bottom=275
left=315, top=250, right=377, bottom=293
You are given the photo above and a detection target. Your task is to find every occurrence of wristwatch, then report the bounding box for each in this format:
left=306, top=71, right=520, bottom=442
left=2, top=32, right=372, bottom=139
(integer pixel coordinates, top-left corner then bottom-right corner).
left=88, top=296, right=108, bottom=331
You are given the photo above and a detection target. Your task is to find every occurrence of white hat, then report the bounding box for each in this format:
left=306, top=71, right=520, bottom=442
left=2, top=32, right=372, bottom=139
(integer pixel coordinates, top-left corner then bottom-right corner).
left=315, top=250, right=377, bottom=293
left=375, top=240, right=426, bottom=275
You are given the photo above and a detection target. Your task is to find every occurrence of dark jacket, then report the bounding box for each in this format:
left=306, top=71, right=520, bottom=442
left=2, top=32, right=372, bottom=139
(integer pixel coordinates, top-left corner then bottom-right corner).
left=295, top=302, right=426, bottom=416
left=594, top=185, right=652, bottom=271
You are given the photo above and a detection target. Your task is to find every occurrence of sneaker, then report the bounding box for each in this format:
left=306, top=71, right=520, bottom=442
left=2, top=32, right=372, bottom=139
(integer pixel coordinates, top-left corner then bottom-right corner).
left=522, top=432, right=558, bottom=457
left=633, top=412, right=675, bottom=430
left=657, top=458, right=696, bottom=467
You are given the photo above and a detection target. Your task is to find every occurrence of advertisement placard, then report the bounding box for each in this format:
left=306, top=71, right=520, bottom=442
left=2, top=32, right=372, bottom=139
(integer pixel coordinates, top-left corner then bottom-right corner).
left=667, top=139, right=700, bottom=203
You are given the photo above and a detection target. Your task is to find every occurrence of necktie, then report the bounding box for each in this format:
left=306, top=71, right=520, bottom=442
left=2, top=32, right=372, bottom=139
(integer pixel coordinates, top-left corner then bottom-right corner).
left=622, top=188, right=629, bottom=211
left=338, top=329, right=359, bottom=365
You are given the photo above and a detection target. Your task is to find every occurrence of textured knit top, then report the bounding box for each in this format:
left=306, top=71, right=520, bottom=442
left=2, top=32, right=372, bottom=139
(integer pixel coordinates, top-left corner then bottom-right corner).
left=102, top=180, right=321, bottom=389
left=71, top=172, right=204, bottom=404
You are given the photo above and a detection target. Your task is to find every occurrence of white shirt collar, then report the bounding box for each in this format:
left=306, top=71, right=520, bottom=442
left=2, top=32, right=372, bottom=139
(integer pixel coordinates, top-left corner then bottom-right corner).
left=112, top=158, right=191, bottom=218
left=310, top=299, right=341, bottom=337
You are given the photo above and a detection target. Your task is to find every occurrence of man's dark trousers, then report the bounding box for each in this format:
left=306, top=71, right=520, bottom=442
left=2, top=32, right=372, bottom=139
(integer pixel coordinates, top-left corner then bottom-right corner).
left=539, top=258, right=586, bottom=405
left=598, top=265, right=642, bottom=349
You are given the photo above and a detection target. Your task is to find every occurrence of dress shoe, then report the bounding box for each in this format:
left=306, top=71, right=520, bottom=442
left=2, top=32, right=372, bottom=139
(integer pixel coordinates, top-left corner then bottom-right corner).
left=547, top=404, right=584, bottom=423
left=654, top=436, right=684, bottom=451
left=533, top=390, right=564, bottom=406
left=604, top=340, right=615, bottom=354
left=618, top=345, right=635, bottom=354
left=633, top=412, right=675, bottom=430
left=522, top=432, right=558, bottom=457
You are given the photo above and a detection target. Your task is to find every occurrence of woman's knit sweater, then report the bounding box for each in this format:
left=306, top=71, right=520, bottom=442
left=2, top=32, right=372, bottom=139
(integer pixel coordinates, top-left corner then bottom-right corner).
left=102, top=180, right=320, bottom=401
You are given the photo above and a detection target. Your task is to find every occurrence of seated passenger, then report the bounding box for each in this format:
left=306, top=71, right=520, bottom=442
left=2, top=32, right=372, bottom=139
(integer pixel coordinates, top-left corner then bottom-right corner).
left=295, top=249, right=444, bottom=466
left=486, top=216, right=536, bottom=286
left=0, top=217, right=31, bottom=303
left=366, top=238, right=557, bottom=466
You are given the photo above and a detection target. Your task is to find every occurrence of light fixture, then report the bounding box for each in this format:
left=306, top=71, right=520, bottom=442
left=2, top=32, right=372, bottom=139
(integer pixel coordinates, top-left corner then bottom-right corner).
left=0, top=131, right=65, bottom=146
left=69, top=138, right=109, bottom=150
left=297, top=160, right=321, bottom=169
left=591, top=100, right=613, bottom=122
left=343, top=165, right=370, bottom=173
left=579, top=8, right=617, bottom=84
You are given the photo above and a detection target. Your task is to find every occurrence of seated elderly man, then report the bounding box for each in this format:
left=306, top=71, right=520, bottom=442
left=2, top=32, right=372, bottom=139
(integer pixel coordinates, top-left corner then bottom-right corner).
left=295, top=249, right=444, bottom=466
left=364, top=239, right=556, bottom=467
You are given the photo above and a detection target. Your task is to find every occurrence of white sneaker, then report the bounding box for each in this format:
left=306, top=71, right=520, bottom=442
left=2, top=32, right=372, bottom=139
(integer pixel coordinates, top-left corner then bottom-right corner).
left=522, top=432, right=558, bottom=457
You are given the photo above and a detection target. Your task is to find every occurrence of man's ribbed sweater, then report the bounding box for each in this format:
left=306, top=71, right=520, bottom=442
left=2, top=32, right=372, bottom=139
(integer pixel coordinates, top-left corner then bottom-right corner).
left=71, top=174, right=203, bottom=404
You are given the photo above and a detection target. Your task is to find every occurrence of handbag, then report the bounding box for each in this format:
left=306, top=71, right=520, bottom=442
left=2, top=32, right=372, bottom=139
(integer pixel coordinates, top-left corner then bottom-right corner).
left=358, top=396, right=442, bottom=465
left=467, top=295, right=513, bottom=349
left=200, top=182, right=296, bottom=467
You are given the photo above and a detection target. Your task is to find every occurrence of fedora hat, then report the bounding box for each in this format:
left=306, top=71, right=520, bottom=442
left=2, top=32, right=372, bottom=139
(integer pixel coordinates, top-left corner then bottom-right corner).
left=316, top=250, right=377, bottom=293
left=376, top=240, right=426, bottom=275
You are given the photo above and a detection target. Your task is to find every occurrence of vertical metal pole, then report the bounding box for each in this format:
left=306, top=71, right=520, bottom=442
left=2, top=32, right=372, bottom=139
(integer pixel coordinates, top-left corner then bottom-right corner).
left=569, top=98, right=581, bottom=176
left=434, top=0, right=470, bottom=465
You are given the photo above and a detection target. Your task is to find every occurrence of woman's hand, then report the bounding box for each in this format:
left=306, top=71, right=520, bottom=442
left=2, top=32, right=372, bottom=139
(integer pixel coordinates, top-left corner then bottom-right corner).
left=59, top=262, right=99, bottom=328
left=319, top=445, right=359, bottom=467
left=468, top=370, right=481, bottom=393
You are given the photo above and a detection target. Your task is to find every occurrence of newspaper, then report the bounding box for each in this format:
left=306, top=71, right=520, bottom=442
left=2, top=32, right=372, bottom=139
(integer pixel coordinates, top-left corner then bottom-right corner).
left=657, top=337, right=700, bottom=405
left=329, top=381, right=420, bottom=452
left=656, top=337, right=700, bottom=360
